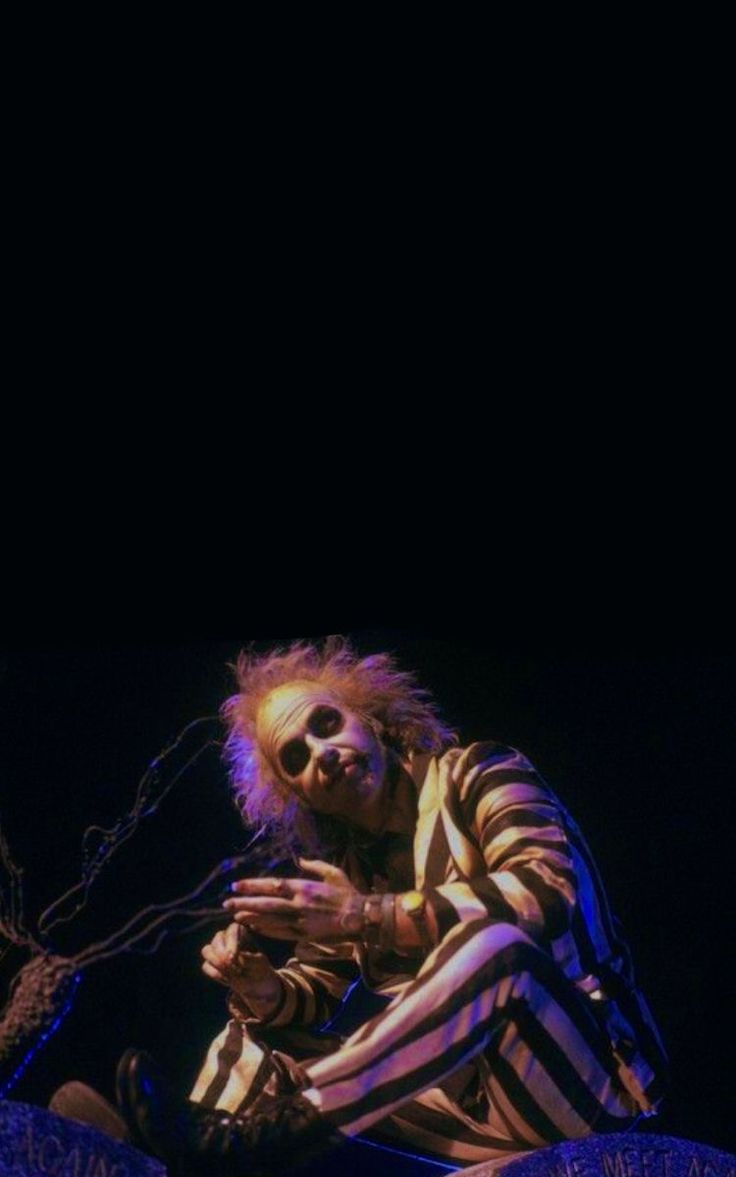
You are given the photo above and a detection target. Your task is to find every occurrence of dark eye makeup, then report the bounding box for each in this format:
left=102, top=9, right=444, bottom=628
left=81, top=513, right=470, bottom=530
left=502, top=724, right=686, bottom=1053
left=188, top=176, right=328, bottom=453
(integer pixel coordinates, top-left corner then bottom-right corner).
left=278, top=705, right=344, bottom=777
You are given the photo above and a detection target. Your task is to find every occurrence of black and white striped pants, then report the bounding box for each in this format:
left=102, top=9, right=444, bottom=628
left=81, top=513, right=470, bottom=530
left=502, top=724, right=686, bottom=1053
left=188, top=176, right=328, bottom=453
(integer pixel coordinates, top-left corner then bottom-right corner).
left=192, top=920, right=639, bottom=1167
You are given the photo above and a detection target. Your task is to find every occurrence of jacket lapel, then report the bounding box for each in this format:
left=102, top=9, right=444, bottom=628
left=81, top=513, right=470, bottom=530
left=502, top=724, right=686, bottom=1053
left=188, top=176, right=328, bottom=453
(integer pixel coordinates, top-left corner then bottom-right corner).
left=410, top=747, right=486, bottom=887
left=409, top=752, right=439, bottom=888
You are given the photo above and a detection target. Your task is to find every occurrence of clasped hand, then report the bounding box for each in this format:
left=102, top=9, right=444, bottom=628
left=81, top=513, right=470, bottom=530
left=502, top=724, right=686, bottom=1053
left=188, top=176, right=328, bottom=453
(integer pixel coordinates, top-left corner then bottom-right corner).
left=223, top=857, right=364, bottom=941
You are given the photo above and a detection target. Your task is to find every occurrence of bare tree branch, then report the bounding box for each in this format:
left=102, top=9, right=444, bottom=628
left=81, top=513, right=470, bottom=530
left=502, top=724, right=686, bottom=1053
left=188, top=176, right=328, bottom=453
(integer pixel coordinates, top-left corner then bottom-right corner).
left=38, top=717, right=220, bottom=937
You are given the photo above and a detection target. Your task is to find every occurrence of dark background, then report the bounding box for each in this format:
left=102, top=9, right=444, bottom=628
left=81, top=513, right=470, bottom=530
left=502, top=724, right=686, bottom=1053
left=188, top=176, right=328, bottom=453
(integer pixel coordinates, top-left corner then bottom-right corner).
left=1, top=631, right=733, bottom=1154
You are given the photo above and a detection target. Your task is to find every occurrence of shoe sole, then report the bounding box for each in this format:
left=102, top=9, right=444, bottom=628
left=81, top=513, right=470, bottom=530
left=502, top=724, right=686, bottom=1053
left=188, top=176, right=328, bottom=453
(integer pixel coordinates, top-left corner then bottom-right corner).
left=49, top=1081, right=132, bottom=1143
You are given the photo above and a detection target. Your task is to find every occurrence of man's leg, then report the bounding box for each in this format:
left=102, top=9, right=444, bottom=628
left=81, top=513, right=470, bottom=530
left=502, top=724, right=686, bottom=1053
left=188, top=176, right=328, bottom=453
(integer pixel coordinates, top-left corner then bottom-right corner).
left=300, top=920, right=638, bottom=1165
left=117, top=921, right=639, bottom=1173
left=190, top=1019, right=342, bottom=1114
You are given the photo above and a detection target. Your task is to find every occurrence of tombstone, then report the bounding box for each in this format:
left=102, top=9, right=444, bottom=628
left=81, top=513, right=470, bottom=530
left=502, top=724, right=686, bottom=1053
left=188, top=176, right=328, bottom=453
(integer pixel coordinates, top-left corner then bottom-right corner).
left=463, top=1132, right=736, bottom=1177
left=0, top=1098, right=461, bottom=1177
left=3, top=1102, right=733, bottom=1177
left=0, top=1100, right=165, bottom=1176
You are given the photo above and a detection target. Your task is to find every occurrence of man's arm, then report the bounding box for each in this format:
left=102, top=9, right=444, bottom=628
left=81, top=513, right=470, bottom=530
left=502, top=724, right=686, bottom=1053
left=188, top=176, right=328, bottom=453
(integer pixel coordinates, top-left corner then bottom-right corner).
left=419, top=741, right=577, bottom=945
left=202, top=921, right=361, bottom=1029
left=224, top=742, right=577, bottom=968
left=256, top=938, right=362, bottom=1027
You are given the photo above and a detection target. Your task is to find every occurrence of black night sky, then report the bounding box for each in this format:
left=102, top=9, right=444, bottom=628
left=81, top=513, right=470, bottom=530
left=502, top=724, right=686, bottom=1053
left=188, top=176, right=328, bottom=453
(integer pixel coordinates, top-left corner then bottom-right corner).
left=1, top=627, right=734, bottom=1155
left=3, top=30, right=732, bottom=1164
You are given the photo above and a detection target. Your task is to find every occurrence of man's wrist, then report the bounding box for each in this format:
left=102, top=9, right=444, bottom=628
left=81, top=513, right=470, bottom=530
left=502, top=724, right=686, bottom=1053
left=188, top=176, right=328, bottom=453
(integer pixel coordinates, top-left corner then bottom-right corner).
left=341, top=889, right=433, bottom=955
left=338, top=892, right=368, bottom=937
left=396, top=890, right=431, bottom=952
left=340, top=892, right=396, bottom=951
left=230, top=976, right=284, bottom=1018
left=362, top=892, right=395, bottom=952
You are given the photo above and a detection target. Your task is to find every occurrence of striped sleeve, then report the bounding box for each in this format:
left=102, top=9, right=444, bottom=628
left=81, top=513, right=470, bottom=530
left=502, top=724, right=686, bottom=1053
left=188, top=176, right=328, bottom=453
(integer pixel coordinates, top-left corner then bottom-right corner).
left=424, top=743, right=578, bottom=944
left=252, top=938, right=361, bottom=1029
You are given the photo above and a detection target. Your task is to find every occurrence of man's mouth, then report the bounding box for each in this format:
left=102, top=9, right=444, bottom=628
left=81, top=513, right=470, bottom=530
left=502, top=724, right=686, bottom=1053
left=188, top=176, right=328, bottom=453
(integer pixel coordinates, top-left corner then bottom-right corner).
left=333, top=758, right=363, bottom=786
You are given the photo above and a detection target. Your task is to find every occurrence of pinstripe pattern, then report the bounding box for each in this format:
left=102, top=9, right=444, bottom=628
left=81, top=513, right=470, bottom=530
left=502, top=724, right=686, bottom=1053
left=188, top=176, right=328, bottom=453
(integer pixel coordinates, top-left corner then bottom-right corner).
left=303, top=922, right=640, bottom=1153
left=192, top=742, right=668, bottom=1164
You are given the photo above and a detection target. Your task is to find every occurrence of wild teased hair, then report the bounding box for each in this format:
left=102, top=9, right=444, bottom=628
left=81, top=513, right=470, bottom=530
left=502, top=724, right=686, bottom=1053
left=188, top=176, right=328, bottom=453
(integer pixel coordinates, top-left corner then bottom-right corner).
left=222, top=636, right=456, bottom=857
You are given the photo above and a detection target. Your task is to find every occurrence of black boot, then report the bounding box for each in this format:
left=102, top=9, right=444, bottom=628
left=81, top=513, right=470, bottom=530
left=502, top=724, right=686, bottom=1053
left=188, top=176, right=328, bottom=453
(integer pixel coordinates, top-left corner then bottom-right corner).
left=115, top=1048, right=342, bottom=1177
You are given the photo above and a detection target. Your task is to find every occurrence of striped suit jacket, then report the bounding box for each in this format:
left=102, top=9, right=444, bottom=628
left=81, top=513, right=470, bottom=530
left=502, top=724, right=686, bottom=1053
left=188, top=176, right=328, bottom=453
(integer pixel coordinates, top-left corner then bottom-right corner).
left=234, top=741, right=668, bottom=1113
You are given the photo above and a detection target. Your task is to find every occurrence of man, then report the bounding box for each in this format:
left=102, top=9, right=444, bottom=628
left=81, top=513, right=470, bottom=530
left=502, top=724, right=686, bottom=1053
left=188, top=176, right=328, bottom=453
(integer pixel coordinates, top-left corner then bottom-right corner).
left=118, top=637, right=668, bottom=1174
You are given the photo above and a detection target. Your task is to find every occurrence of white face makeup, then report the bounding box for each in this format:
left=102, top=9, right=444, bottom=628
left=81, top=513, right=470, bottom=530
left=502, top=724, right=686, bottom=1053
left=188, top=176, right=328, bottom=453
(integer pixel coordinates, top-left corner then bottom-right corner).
left=256, top=682, right=388, bottom=828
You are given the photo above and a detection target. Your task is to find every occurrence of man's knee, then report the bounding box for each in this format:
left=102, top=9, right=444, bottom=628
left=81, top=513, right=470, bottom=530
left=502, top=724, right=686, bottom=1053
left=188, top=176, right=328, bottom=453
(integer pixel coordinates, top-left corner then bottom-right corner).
left=433, top=917, right=539, bottom=969
left=423, top=918, right=554, bottom=1008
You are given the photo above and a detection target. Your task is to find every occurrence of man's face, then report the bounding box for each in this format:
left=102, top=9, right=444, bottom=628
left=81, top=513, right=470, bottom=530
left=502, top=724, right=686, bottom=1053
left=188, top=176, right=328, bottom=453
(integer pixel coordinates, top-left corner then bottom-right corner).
left=256, top=681, right=388, bottom=826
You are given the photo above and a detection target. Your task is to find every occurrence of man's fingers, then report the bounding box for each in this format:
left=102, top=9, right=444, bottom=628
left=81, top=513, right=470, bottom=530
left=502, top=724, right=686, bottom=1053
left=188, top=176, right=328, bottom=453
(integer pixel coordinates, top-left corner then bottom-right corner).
left=298, top=858, right=349, bottom=885
left=233, top=911, right=304, bottom=936
left=202, top=961, right=227, bottom=984
left=226, top=897, right=298, bottom=915
left=225, top=922, right=241, bottom=953
left=231, top=878, right=295, bottom=897
left=202, top=942, right=238, bottom=966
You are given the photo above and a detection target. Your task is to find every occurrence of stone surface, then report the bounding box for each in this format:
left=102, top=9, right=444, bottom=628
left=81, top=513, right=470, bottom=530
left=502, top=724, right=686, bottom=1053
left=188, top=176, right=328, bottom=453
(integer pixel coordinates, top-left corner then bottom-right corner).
left=0, top=1099, right=166, bottom=1176
left=463, top=1133, right=735, bottom=1177
left=5, top=1101, right=732, bottom=1177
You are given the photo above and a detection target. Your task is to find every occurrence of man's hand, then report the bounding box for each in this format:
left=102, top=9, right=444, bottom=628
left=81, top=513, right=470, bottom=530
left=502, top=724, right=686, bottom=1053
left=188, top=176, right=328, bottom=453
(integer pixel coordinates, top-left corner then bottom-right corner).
left=201, top=922, right=283, bottom=1015
left=223, top=858, right=364, bottom=941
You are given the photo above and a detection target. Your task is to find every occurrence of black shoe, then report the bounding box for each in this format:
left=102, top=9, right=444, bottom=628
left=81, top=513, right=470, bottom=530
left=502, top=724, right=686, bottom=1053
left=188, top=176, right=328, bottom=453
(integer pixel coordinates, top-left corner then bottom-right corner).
left=116, top=1048, right=341, bottom=1177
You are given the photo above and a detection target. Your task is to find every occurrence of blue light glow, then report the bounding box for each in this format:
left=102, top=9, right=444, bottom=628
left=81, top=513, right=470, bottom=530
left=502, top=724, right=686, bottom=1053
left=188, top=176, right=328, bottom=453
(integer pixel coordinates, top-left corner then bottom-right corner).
left=354, top=1134, right=461, bottom=1171
left=0, top=973, right=82, bottom=1098
left=317, top=977, right=361, bottom=1032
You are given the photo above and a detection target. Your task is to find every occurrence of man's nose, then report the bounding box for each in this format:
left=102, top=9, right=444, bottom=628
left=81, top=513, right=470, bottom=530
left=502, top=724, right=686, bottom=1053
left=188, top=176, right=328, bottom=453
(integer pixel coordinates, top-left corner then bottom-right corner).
left=306, top=737, right=339, bottom=775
